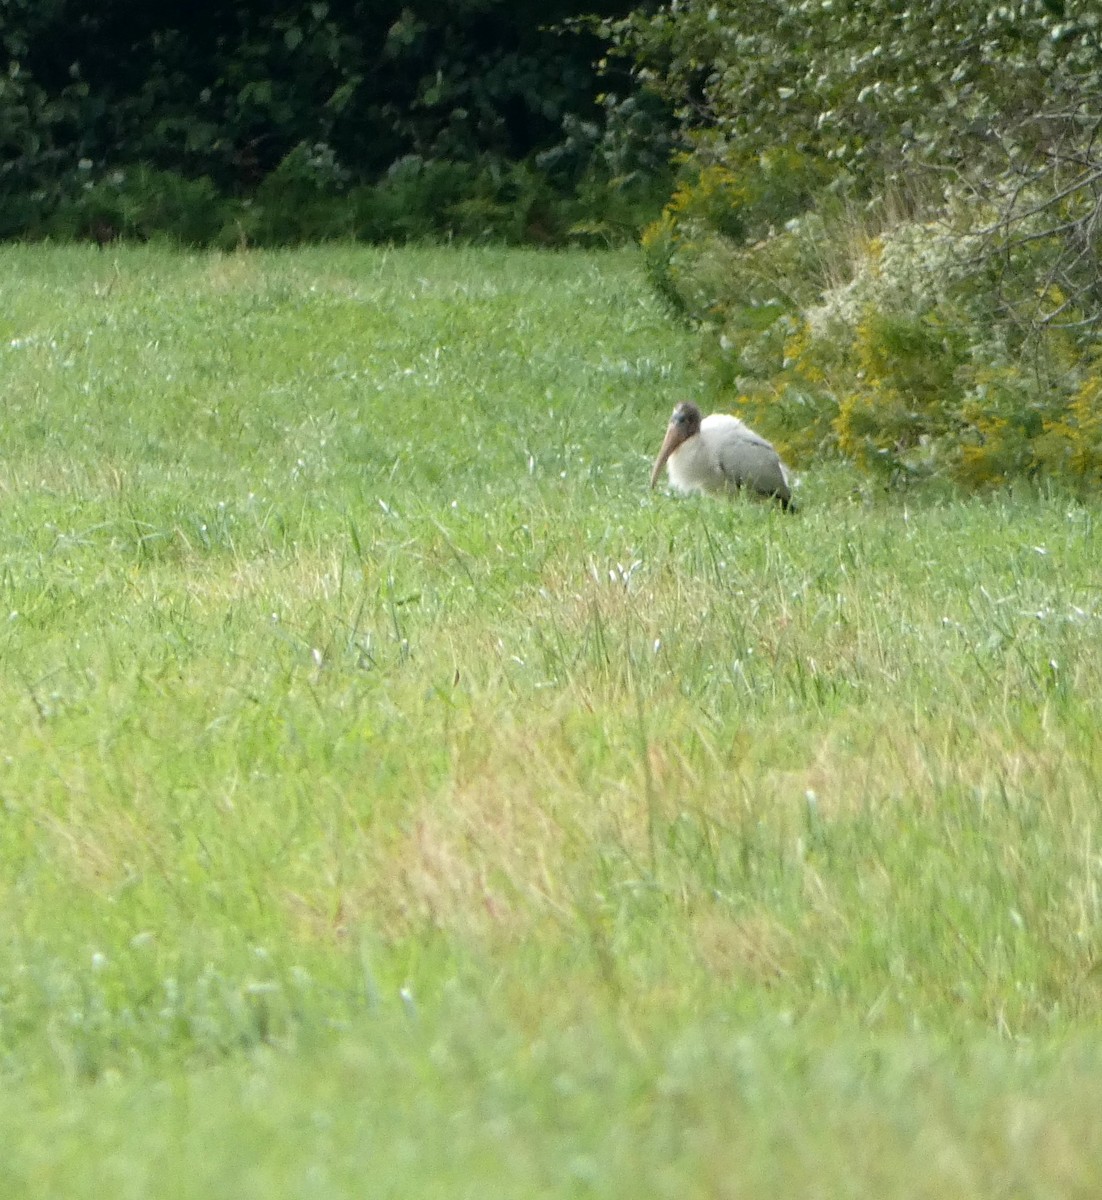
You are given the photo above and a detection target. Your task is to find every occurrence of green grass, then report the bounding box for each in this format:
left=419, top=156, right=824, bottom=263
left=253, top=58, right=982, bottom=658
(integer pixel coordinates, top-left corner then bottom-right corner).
left=1, top=242, right=1101, bottom=1196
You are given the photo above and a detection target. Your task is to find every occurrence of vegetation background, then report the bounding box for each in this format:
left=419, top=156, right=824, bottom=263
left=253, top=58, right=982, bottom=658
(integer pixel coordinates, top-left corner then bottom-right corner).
left=1, top=0, right=674, bottom=246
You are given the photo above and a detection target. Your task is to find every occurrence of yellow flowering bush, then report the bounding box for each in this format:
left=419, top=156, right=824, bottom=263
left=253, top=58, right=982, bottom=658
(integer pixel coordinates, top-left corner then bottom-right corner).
left=639, top=151, right=832, bottom=323
left=1033, top=367, right=1102, bottom=488
left=834, top=309, right=968, bottom=474
left=641, top=156, right=1102, bottom=491
left=746, top=214, right=1102, bottom=489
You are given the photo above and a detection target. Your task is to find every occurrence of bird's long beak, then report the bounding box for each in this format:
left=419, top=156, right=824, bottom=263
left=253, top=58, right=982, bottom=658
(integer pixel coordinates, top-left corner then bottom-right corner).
left=650, top=422, right=687, bottom=488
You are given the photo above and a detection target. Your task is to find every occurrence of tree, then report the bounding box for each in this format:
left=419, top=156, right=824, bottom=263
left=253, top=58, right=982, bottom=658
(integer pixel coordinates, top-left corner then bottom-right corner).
left=611, top=1, right=1102, bottom=485
left=607, top=0, right=1102, bottom=324
left=0, top=0, right=663, bottom=241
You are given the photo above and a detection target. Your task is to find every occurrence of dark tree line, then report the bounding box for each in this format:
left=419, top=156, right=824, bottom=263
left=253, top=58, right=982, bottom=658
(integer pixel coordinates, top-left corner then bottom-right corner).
left=1, top=0, right=671, bottom=242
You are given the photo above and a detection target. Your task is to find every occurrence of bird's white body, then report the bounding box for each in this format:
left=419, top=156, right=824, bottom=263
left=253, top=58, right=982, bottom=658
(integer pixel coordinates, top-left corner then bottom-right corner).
left=664, top=413, right=791, bottom=501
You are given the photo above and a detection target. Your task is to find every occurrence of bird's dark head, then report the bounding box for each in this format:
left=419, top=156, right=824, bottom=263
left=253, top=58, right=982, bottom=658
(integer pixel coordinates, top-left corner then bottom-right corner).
left=670, top=401, right=702, bottom=437
left=650, top=401, right=702, bottom=488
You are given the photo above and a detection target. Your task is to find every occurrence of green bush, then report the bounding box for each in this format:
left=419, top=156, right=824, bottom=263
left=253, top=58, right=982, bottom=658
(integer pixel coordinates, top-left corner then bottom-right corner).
left=0, top=1, right=672, bottom=246
left=44, top=167, right=230, bottom=245
left=239, top=142, right=357, bottom=246
left=14, top=152, right=666, bottom=251
left=639, top=154, right=838, bottom=318
left=640, top=165, right=1102, bottom=491
left=348, top=156, right=544, bottom=245
left=775, top=223, right=1102, bottom=490
left=617, top=0, right=1102, bottom=490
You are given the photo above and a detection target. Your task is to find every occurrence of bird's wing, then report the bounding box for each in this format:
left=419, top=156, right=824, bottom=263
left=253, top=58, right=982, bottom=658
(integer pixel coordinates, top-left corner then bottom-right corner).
left=703, top=414, right=790, bottom=497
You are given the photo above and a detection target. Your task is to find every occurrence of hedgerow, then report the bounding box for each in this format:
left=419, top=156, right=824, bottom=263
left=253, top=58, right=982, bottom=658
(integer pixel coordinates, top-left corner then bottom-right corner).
left=626, top=1, right=1102, bottom=489
left=1, top=1, right=674, bottom=245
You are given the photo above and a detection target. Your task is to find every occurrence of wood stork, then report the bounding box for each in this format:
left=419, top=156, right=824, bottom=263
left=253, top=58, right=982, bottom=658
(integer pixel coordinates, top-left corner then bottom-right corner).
left=650, top=401, right=794, bottom=510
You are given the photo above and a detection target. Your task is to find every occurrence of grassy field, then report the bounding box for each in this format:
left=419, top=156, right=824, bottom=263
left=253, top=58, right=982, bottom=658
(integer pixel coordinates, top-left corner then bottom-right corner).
left=1, top=242, right=1100, bottom=1197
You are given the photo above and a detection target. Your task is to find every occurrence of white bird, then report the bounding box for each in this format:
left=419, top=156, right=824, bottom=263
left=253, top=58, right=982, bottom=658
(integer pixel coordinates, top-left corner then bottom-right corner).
left=650, top=401, right=794, bottom=510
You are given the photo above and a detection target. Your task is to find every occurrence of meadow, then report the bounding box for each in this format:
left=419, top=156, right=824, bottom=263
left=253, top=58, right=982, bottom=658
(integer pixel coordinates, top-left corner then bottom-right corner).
left=0, top=243, right=1100, bottom=1197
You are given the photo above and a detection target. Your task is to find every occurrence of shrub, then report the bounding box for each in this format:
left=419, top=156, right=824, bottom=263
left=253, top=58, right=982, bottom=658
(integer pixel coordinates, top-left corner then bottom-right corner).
left=775, top=219, right=1102, bottom=489
left=639, top=153, right=834, bottom=320
left=44, top=167, right=230, bottom=245
left=350, top=156, right=546, bottom=245
left=0, top=1, right=672, bottom=247
left=537, top=89, right=677, bottom=244
left=1036, top=368, right=1102, bottom=489
left=643, top=168, right=1102, bottom=490
left=242, top=142, right=357, bottom=246
left=615, top=0, right=1102, bottom=490
left=834, top=308, right=970, bottom=479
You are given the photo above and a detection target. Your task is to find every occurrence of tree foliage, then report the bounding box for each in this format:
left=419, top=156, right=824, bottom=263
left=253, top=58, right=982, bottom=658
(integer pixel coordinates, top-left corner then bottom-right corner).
left=603, top=1, right=1102, bottom=487
left=607, top=2, right=1098, bottom=175
left=0, top=0, right=671, bottom=242
left=611, top=1, right=1102, bottom=321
